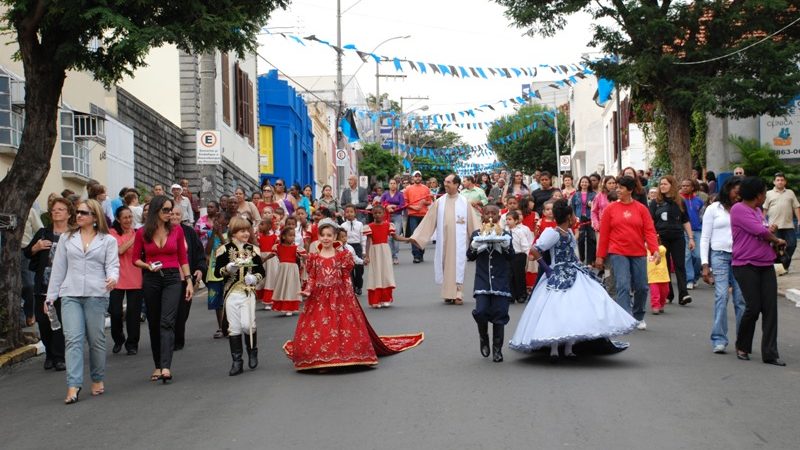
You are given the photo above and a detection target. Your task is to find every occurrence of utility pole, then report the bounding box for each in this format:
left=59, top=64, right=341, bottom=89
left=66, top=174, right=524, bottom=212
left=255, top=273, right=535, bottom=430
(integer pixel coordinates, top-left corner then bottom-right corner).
left=335, top=0, right=346, bottom=193
left=375, top=64, right=406, bottom=146
left=615, top=84, right=623, bottom=175
left=397, top=96, right=429, bottom=158
left=553, top=91, right=561, bottom=183
left=199, top=51, right=217, bottom=206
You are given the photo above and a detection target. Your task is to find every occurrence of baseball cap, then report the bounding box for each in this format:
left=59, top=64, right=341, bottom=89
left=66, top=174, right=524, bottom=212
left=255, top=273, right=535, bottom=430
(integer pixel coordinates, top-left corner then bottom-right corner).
left=170, top=183, right=182, bottom=191
left=412, top=170, right=422, bottom=177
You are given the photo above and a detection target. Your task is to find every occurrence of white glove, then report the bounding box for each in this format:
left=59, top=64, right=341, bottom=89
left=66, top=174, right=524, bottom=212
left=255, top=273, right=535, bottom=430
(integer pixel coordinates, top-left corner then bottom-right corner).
left=244, top=274, right=257, bottom=286
left=225, top=262, right=237, bottom=274
left=470, top=239, right=483, bottom=250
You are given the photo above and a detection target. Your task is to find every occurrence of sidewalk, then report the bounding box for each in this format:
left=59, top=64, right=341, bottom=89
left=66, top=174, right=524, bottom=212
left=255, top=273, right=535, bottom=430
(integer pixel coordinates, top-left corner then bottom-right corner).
left=778, top=252, right=800, bottom=305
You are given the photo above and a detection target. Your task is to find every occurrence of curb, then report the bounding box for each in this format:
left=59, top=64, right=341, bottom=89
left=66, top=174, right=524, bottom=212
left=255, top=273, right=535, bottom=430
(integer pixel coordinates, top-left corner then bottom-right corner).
left=0, top=344, right=39, bottom=371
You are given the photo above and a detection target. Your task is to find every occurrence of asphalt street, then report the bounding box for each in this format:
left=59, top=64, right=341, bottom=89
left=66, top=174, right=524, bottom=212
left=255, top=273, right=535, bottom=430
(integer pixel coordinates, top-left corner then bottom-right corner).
left=2, top=245, right=799, bottom=450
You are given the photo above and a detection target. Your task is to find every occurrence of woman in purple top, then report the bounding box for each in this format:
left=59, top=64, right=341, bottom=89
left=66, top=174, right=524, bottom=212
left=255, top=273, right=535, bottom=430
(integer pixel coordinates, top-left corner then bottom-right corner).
left=381, top=178, right=406, bottom=265
left=730, top=177, right=787, bottom=366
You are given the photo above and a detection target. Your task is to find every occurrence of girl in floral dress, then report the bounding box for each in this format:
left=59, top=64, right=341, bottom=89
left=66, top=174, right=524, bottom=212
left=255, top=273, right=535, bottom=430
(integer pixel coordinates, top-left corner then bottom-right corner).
left=510, top=200, right=637, bottom=362
left=283, top=222, right=423, bottom=371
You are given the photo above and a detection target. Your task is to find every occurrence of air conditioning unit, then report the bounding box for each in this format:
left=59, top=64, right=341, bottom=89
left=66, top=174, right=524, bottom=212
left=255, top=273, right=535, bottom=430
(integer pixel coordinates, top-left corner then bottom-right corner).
left=10, top=79, right=25, bottom=105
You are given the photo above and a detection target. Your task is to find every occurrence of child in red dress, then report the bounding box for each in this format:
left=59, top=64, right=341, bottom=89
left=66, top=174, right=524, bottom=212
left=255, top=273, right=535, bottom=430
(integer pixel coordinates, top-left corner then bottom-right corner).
left=257, top=217, right=279, bottom=310
left=363, top=205, right=397, bottom=308
left=271, top=226, right=306, bottom=316
left=284, top=222, right=423, bottom=372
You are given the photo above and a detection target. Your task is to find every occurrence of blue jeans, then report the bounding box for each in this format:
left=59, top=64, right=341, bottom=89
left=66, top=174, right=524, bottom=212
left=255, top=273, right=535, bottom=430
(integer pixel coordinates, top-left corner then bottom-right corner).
left=608, top=254, right=649, bottom=321
left=389, top=213, right=404, bottom=260
left=61, top=296, right=109, bottom=388
left=709, top=251, right=745, bottom=347
left=406, top=215, right=425, bottom=260
left=685, top=230, right=702, bottom=284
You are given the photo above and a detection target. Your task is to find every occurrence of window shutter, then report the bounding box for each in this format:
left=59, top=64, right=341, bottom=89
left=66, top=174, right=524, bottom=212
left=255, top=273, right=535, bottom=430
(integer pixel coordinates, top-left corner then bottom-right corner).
left=247, top=78, right=254, bottom=146
left=221, top=53, right=230, bottom=125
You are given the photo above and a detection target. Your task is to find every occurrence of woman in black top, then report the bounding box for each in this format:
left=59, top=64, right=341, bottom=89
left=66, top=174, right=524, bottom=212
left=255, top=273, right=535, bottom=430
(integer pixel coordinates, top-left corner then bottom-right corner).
left=24, top=197, right=73, bottom=371
left=650, top=175, right=695, bottom=306
left=622, top=166, right=648, bottom=205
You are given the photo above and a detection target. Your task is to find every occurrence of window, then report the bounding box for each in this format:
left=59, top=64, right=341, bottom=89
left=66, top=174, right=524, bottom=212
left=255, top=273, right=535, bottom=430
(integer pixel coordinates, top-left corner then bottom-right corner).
left=221, top=53, right=230, bottom=125
left=60, top=110, right=91, bottom=179
left=233, top=63, right=254, bottom=145
left=0, top=74, right=23, bottom=151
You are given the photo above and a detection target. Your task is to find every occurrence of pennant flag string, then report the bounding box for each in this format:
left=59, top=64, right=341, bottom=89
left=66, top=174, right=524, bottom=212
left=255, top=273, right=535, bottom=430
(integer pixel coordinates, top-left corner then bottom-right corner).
left=264, top=30, right=590, bottom=82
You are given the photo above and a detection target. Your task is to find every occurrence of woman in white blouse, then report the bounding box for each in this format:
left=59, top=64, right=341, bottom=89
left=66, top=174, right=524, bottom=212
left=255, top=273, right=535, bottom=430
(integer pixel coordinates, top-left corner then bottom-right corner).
left=700, top=177, right=745, bottom=354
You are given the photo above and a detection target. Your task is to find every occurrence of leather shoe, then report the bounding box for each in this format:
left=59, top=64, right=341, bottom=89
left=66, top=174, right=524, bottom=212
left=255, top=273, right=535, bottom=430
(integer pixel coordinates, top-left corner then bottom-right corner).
left=764, top=359, right=786, bottom=366
left=127, top=348, right=138, bottom=356
left=54, top=361, right=66, bottom=371
left=44, top=359, right=54, bottom=370
left=112, top=343, right=123, bottom=354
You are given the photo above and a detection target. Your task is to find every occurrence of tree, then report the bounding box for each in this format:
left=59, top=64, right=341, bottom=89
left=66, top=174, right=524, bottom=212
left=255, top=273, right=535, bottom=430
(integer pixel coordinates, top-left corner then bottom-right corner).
left=366, top=93, right=400, bottom=113
left=487, top=103, right=569, bottom=174
left=0, top=1, right=289, bottom=349
left=730, top=136, right=800, bottom=190
left=410, top=155, right=451, bottom=183
left=359, top=142, right=402, bottom=182
left=496, top=0, right=800, bottom=180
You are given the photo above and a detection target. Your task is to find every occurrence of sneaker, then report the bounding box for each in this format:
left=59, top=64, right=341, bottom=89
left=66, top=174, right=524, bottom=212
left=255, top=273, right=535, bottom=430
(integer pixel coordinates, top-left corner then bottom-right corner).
left=413, top=258, right=421, bottom=264
left=679, top=295, right=693, bottom=306
left=636, top=321, right=647, bottom=331
left=263, top=304, right=272, bottom=311
left=652, top=310, right=660, bottom=315
left=713, top=344, right=726, bottom=354
left=285, top=312, right=294, bottom=317
left=687, top=282, right=694, bottom=290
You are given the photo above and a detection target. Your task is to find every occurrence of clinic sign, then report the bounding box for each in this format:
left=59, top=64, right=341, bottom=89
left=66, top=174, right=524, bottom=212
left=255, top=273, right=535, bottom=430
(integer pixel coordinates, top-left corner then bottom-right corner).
left=760, top=96, right=800, bottom=160
left=196, top=130, right=221, bottom=165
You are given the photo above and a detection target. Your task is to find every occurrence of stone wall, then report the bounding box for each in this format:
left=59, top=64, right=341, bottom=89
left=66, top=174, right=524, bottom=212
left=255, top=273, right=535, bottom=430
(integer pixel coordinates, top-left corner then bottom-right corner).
left=116, top=87, right=259, bottom=201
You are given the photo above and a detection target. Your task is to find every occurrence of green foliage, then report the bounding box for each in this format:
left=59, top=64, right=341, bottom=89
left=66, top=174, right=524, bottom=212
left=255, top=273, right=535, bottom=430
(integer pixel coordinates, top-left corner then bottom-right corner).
left=366, top=93, right=401, bottom=113
left=689, top=110, right=708, bottom=169
left=496, top=0, right=800, bottom=175
left=2, top=0, right=290, bottom=86
left=635, top=101, right=671, bottom=175
left=359, top=143, right=402, bottom=181
left=411, top=155, right=451, bottom=182
left=487, top=103, right=568, bottom=174
left=730, top=136, right=800, bottom=190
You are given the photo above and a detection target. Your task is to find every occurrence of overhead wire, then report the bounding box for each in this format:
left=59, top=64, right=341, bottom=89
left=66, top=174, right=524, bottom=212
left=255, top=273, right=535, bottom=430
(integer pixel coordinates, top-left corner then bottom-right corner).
left=674, top=15, right=800, bottom=65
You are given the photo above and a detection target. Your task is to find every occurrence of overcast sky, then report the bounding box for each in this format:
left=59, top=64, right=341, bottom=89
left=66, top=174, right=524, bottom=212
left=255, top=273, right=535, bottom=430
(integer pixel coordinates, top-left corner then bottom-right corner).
left=258, top=0, right=598, bottom=147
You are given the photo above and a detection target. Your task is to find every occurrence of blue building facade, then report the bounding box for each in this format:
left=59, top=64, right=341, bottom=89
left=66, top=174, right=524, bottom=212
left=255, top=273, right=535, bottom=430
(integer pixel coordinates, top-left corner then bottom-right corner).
left=258, top=70, right=314, bottom=191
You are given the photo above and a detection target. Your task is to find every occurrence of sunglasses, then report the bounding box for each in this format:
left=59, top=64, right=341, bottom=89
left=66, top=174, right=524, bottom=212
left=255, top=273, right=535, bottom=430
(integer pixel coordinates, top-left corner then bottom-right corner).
left=274, top=183, right=284, bottom=186
left=160, top=207, right=173, bottom=213
left=76, top=210, right=93, bottom=216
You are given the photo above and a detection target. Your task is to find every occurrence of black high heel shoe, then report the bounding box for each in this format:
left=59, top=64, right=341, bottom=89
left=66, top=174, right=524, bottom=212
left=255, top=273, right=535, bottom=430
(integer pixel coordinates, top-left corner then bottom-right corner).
left=64, top=387, right=81, bottom=405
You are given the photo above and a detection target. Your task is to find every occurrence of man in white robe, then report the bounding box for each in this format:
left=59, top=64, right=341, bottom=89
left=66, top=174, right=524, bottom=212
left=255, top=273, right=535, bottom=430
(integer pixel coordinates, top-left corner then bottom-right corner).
left=410, top=174, right=481, bottom=304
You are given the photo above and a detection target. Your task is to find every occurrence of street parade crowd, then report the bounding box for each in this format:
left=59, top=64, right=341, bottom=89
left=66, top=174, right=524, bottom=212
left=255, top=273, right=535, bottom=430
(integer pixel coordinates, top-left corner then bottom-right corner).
left=16, top=166, right=799, bottom=404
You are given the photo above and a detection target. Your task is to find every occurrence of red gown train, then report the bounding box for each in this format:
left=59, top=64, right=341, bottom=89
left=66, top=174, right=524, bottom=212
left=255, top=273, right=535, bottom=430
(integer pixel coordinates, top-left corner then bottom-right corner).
left=283, top=247, right=423, bottom=370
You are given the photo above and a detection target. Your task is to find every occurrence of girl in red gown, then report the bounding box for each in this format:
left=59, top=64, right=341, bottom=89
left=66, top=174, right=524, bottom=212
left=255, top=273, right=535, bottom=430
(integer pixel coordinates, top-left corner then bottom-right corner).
left=364, top=205, right=396, bottom=308
left=284, top=222, right=423, bottom=371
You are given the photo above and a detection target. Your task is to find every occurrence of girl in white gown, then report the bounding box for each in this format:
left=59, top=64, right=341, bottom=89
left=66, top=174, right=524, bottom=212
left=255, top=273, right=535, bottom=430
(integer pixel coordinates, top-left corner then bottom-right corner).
left=510, top=200, right=637, bottom=362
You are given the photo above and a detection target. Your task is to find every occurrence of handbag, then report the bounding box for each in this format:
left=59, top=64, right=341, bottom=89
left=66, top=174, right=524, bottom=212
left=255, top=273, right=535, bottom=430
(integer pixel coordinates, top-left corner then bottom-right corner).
left=773, top=243, right=790, bottom=268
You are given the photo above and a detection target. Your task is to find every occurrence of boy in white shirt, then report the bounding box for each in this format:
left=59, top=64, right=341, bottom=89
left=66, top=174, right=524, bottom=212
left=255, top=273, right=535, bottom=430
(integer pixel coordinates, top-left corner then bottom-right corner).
left=506, top=210, right=534, bottom=303
left=343, top=204, right=367, bottom=295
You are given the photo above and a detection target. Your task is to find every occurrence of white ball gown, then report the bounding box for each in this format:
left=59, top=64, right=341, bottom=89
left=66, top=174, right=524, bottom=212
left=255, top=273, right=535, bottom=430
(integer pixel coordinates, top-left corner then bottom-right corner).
left=509, top=227, right=637, bottom=352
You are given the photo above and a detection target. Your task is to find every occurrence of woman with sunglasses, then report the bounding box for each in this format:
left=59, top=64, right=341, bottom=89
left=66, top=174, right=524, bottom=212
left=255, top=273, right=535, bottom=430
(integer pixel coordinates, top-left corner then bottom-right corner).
left=46, top=199, right=119, bottom=404
left=273, top=178, right=296, bottom=216
left=132, top=196, right=193, bottom=383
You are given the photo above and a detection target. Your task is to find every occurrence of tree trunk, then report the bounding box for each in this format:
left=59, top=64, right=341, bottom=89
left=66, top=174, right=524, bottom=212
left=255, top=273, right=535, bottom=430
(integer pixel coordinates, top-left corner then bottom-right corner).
left=664, top=105, right=693, bottom=181
left=0, top=29, right=67, bottom=349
